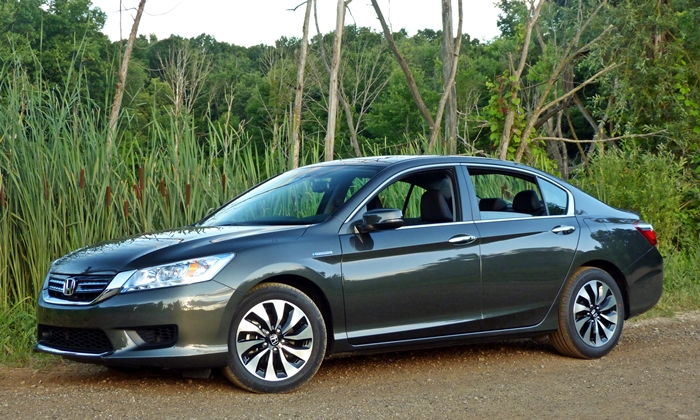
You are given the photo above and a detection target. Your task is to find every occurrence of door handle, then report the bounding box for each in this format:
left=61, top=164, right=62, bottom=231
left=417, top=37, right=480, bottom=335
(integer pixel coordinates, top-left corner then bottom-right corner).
left=449, top=234, right=477, bottom=245
left=552, top=225, right=576, bottom=235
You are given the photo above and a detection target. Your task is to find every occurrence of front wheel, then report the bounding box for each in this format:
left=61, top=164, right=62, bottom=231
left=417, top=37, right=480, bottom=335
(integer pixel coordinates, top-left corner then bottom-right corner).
left=223, top=283, right=327, bottom=393
left=549, top=267, right=625, bottom=359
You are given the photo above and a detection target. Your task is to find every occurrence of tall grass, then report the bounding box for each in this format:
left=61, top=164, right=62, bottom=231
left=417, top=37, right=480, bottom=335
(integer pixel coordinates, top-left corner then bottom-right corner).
left=0, top=64, right=301, bottom=312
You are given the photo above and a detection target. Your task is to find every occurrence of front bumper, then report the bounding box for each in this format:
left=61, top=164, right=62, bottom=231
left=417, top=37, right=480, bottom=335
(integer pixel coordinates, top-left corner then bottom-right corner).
left=36, top=279, right=237, bottom=369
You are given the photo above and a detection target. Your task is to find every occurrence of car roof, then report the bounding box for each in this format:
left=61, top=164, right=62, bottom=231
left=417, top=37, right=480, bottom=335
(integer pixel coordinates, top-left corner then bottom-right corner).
left=312, top=155, right=539, bottom=172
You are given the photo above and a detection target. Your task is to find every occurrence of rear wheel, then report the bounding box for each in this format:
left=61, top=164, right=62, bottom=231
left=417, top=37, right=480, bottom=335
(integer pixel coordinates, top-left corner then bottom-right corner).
left=223, top=283, right=326, bottom=393
left=550, top=267, right=624, bottom=359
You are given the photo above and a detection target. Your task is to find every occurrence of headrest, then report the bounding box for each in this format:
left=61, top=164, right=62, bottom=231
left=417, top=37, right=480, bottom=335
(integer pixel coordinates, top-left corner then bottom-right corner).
left=479, top=198, right=507, bottom=211
left=420, top=190, right=453, bottom=223
left=513, top=190, right=542, bottom=214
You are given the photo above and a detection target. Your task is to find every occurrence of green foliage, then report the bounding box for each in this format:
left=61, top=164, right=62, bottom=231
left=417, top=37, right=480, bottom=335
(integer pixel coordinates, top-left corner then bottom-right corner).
left=571, top=147, right=699, bottom=254
left=657, top=245, right=700, bottom=313
left=0, top=300, right=41, bottom=365
left=485, top=72, right=525, bottom=156
left=0, top=0, right=111, bottom=103
left=592, top=0, right=700, bottom=162
left=0, top=62, right=293, bottom=313
left=365, top=69, right=434, bottom=141
left=496, top=0, right=528, bottom=39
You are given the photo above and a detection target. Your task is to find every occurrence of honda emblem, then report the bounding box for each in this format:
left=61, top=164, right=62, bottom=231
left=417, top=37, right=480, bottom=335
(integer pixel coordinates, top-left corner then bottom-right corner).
left=63, top=278, right=77, bottom=296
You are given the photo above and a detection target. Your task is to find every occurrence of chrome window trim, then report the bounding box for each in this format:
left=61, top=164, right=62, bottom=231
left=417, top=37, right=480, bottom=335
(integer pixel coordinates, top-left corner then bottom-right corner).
left=395, top=220, right=476, bottom=230
left=461, top=163, right=576, bottom=218
left=473, top=214, right=574, bottom=224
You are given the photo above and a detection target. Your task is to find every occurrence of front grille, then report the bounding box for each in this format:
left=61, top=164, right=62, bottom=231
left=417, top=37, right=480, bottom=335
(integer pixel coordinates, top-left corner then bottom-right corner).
left=47, top=273, right=114, bottom=302
left=133, top=325, right=178, bottom=349
left=38, top=325, right=113, bottom=354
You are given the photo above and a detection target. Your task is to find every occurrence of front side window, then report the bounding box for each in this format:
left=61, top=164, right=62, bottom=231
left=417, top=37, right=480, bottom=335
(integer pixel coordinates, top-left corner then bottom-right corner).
left=365, top=169, right=458, bottom=225
left=202, top=165, right=381, bottom=226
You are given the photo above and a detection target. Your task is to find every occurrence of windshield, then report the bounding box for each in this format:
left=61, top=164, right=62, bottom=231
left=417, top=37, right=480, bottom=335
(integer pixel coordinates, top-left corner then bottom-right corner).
left=201, top=165, right=382, bottom=226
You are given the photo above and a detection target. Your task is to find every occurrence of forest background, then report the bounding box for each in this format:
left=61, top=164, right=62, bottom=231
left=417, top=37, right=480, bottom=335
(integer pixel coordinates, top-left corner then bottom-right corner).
left=1, top=0, right=699, bottom=363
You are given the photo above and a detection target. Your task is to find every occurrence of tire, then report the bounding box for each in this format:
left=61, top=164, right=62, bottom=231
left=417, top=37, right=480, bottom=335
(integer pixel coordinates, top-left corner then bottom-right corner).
left=549, top=267, right=625, bottom=359
left=223, top=283, right=327, bottom=393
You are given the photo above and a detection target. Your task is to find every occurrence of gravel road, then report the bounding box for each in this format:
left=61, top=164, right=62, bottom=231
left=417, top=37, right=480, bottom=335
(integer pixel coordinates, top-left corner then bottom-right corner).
left=1, top=312, right=699, bottom=419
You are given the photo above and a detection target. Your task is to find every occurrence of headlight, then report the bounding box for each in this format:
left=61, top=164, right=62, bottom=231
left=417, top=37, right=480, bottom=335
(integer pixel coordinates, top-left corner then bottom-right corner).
left=121, top=253, right=235, bottom=293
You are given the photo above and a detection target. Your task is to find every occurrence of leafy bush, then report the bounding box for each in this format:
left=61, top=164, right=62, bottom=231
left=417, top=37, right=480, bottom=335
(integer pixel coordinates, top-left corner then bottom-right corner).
left=570, top=147, right=699, bottom=254
left=0, top=300, right=38, bottom=365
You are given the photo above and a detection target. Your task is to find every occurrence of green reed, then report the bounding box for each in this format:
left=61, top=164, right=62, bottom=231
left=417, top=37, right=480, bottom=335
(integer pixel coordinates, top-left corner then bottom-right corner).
left=0, top=63, right=300, bottom=311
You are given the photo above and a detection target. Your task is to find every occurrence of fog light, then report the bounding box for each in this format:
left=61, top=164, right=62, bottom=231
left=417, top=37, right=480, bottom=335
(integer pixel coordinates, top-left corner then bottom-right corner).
left=39, top=327, right=52, bottom=341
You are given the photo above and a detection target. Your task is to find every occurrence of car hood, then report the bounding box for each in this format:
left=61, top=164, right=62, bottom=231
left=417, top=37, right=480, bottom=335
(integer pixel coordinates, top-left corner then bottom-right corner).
left=51, top=225, right=307, bottom=274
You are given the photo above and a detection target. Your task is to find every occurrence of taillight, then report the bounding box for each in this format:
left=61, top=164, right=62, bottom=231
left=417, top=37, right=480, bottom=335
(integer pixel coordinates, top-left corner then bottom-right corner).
left=634, top=221, right=657, bottom=246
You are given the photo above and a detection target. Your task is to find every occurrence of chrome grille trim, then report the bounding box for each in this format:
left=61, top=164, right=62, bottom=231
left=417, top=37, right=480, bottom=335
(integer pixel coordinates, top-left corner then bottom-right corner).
left=46, top=273, right=112, bottom=302
left=42, top=270, right=137, bottom=306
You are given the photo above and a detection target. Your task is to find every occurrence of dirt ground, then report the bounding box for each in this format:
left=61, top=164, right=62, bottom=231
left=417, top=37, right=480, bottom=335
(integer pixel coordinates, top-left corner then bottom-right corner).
left=1, top=312, right=699, bottom=419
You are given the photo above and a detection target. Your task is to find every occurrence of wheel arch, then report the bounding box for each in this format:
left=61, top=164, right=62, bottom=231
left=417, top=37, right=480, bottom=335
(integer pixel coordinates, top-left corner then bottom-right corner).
left=259, top=275, right=335, bottom=353
left=579, top=260, right=630, bottom=320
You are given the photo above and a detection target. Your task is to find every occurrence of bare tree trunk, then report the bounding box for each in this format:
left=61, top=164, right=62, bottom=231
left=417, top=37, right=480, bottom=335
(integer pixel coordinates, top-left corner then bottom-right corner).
left=370, top=0, right=435, bottom=130
left=325, top=0, right=352, bottom=162
left=313, top=1, right=362, bottom=157
left=292, top=0, right=313, bottom=168
left=370, top=0, right=462, bottom=152
left=442, top=0, right=457, bottom=154
left=429, top=0, right=462, bottom=150
left=497, top=0, right=544, bottom=160
left=106, top=0, right=146, bottom=153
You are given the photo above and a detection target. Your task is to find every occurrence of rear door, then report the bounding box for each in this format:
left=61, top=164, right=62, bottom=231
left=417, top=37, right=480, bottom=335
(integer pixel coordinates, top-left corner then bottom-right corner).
left=464, top=165, right=580, bottom=331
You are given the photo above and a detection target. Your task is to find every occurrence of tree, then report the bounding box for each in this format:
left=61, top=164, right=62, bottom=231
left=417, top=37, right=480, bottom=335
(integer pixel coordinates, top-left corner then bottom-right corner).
left=491, top=0, right=618, bottom=168
left=511, top=0, right=615, bottom=163
left=107, top=0, right=147, bottom=151
left=1, top=0, right=110, bottom=101
left=291, top=0, right=313, bottom=168
left=311, top=17, right=391, bottom=157
left=496, top=0, right=544, bottom=161
left=370, top=0, right=463, bottom=150
left=325, top=0, right=352, bottom=161
left=442, top=0, right=458, bottom=153
left=587, top=0, right=700, bottom=161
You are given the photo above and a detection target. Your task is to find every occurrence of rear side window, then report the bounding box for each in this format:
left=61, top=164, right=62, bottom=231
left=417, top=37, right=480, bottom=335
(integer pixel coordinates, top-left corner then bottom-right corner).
left=538, top=178, right=568, bottom=215
left=469, top=170, right=544, bottom=218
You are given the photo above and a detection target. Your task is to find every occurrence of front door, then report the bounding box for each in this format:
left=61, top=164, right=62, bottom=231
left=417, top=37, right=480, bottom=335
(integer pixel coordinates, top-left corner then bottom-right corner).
left=340, top=167, right=482, bottom=345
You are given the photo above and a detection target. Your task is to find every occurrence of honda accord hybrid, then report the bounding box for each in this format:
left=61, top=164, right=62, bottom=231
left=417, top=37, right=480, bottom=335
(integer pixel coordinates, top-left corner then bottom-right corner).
left=36, top=156, right=663, bottom=393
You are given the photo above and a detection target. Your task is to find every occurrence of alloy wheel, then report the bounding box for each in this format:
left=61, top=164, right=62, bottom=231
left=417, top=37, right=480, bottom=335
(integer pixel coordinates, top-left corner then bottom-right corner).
left=235, top=299, right=314, bottom=381
left=573, top=280, right=619, bottom=347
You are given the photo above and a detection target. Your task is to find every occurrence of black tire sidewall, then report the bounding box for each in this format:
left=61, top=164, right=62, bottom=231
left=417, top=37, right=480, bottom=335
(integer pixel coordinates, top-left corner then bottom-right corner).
left=226, top=284, right=326, bottom=393
left=562, top=268, right=625, bottom=358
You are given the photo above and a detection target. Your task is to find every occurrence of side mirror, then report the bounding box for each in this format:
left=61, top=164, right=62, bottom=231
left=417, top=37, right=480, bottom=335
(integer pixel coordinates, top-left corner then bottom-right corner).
left=355, top=208, right=404, bottom=234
